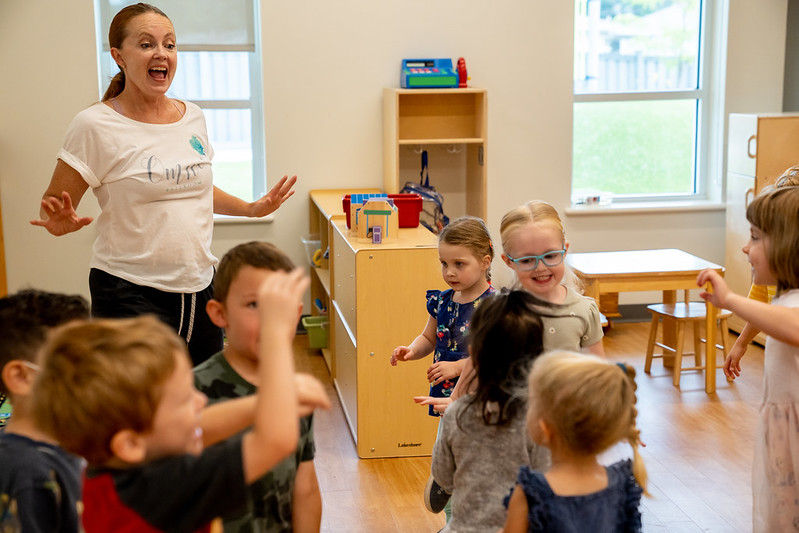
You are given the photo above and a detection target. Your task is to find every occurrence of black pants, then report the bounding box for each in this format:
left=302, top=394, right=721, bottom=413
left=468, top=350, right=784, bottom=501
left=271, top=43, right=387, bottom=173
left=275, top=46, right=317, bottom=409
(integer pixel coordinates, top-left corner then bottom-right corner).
left=89, top=268, right=223, bottom=366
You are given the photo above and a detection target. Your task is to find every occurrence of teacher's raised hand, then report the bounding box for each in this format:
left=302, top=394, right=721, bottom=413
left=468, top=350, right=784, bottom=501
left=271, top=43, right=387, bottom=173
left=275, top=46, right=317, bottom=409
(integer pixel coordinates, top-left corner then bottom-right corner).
left=247, top=175, right=297, bottom=218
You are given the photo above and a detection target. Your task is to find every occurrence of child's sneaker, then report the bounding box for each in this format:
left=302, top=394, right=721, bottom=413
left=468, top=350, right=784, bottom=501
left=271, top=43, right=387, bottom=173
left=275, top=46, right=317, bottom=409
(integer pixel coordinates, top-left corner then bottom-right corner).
left=423, top=475, right=450, bottom=513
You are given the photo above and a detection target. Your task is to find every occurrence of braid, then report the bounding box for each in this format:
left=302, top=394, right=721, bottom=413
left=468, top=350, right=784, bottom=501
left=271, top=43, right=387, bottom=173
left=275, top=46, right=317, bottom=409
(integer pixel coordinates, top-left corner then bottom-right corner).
left=620, top=364, right=649, bottom=495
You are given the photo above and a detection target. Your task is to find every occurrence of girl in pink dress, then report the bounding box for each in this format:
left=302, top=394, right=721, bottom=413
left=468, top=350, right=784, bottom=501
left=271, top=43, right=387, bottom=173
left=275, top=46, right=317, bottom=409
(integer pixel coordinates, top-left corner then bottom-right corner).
left=698, top=186, right=799, bottom=532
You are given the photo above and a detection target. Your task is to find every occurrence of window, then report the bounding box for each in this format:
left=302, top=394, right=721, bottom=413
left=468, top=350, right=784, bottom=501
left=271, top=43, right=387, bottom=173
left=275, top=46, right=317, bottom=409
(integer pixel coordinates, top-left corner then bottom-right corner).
left=96, top=0, right=265, bottom=202
left=572, top=0, right=712, bottom=205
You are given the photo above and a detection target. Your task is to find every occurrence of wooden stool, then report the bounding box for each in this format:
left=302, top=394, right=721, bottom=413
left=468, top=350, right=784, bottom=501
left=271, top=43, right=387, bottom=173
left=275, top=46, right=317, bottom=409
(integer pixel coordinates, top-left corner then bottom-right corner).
left=644, top=299, right=733, bottom=387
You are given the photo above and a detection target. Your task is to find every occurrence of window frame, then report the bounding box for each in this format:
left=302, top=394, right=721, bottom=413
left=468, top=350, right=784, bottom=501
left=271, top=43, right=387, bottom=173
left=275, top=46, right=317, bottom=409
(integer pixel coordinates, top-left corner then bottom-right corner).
left=572, top=0, right=719, bottom=206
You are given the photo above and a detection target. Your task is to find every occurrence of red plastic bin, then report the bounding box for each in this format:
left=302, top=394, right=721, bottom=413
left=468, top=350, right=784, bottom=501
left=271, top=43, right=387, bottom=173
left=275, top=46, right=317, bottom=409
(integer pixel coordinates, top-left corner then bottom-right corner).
left=342, top=193, right=423, bottom=229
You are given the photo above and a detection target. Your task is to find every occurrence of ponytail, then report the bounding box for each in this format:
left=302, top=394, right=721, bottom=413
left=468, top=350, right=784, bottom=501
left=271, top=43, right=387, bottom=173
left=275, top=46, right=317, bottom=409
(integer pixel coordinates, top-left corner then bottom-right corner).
left=102, top=71, right=125, bottom=102
left=620, top=363, right=649, bottom=495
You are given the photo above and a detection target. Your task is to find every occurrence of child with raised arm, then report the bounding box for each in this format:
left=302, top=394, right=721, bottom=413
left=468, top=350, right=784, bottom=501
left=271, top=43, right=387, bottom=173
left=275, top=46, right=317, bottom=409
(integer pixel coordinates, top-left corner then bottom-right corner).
left=390, top=216, right=495, bottom=415
left=431, top=289, right=550, bottom=533
left=195, top=241, right=322, bottom=533
left=30, top=268, right=321, bottom=533
left=697, top=186, right=799, bottom=532
left=724, top=166, right=799, bottom=380
left=504, top=351, right=647, bottom=533
left=0, top=289, right=89, bottom=533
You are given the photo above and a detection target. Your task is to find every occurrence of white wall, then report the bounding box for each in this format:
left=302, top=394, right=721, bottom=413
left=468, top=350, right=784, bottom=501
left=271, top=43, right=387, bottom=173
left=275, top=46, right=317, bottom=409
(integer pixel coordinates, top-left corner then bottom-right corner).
left=0, top=1, right=789, bottom=305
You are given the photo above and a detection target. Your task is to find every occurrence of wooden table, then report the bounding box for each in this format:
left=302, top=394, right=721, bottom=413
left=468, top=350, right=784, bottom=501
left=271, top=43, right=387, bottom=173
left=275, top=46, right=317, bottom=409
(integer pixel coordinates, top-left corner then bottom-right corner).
left=566, top=249, right=725, bottom=393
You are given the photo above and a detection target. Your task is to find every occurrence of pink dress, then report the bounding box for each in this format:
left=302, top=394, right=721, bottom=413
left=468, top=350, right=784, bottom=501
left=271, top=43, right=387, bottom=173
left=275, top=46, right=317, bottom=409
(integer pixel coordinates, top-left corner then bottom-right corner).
left=753, top=289, right=799, bottom=532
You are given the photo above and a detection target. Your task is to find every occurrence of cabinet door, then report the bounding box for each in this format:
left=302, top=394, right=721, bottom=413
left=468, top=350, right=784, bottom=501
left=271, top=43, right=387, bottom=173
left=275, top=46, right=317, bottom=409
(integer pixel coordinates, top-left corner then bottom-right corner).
left=354, top=246, right=442, bottom=458
left=754, top=116, right=799, bottom=190
left=333, top=304, right=358, bottom=439
left=725, top=172, right=755, bottom=334
left=332, top=226, right=357, bottom=338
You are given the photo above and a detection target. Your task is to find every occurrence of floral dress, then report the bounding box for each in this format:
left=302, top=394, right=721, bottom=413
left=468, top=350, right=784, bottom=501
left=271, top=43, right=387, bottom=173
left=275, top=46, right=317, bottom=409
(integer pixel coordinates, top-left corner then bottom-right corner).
left=424, top=286, right=494, bottom=417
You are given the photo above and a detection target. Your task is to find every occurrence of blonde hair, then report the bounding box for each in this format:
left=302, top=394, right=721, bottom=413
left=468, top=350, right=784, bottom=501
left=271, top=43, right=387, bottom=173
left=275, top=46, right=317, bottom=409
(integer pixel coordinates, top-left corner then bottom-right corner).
left=746, top=186, right=799, bottom=294
left=31, top=315, right=185, bottom=465
left=499, top=201, right=581, bottom=292
left=527, top=351, right=648, bottom=494
left=439, top=216, right=494, bottom=281
left=774, top=164, right=799, bottom=188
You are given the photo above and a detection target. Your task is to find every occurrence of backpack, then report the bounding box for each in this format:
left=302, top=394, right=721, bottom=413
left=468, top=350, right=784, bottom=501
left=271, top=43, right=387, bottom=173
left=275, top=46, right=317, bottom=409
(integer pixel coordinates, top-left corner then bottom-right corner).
left=400, top=150, right=449, bottom=234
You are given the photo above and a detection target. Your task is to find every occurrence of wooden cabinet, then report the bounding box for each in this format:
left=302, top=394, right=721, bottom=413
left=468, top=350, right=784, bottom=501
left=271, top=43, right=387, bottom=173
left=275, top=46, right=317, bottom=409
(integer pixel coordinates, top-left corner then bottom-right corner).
left=309, top=189, right=448, bottom=458
left=330, top=217, right=445, bottom=458
left=383, top=88, right=487, bottom=220
left=308, top=189, right=380, bottom=372
left=725, top=113, right=799, bottom=338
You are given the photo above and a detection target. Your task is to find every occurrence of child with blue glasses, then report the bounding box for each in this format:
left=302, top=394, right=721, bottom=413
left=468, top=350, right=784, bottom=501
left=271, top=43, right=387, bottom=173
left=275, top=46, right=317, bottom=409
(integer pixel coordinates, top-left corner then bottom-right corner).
left=499, top=200, right=604, bottom=356
left=450, top=201, right=604, bottom=405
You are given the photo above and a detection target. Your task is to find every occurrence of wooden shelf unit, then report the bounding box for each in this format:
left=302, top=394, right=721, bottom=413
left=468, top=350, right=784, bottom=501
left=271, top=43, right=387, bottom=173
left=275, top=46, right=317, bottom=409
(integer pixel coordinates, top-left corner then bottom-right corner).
left=329, top=217, right=445, bottom=458
left=383, top=88, right=487, bottom=220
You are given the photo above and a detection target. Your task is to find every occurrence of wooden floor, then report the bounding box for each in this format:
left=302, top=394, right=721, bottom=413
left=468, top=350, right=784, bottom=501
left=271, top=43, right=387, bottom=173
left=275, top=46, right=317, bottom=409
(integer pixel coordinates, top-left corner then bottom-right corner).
left=294, top=320, right=765, bottom=533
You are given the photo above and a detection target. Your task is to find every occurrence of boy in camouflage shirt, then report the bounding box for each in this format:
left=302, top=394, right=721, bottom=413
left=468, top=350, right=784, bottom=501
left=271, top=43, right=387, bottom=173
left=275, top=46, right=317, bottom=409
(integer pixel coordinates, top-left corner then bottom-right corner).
left=195, top=241, right=320, bottom=533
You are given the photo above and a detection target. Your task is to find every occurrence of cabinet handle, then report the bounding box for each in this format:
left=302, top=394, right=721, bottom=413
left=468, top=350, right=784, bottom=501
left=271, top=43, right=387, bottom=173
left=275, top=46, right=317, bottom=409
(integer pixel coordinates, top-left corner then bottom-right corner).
left=745, top=187, right=754, bottom=208
left=747, top=135, right=757, bottom=159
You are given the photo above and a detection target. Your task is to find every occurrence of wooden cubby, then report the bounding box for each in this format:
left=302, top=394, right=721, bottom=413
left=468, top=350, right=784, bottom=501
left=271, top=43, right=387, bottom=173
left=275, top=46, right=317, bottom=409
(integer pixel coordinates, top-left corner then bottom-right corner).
left=383, top=88, right=487, bottom=220
left=308, top=188, right=380, bottom=372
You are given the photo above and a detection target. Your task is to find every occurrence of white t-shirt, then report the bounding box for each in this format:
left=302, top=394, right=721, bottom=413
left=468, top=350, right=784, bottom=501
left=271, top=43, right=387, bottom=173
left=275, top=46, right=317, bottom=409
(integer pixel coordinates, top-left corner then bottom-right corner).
left=58, top=101, right=216, bottom=293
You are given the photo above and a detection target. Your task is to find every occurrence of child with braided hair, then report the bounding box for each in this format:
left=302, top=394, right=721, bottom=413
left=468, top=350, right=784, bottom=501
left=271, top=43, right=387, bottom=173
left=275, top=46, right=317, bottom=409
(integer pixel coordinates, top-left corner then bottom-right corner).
left=503, top=351, right=646, bottom=533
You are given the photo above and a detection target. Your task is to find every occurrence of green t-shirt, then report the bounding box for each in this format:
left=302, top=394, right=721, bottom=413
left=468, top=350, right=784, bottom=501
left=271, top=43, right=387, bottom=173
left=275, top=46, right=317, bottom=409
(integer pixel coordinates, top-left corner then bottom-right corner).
left=194, top=351, right=315, bottom=533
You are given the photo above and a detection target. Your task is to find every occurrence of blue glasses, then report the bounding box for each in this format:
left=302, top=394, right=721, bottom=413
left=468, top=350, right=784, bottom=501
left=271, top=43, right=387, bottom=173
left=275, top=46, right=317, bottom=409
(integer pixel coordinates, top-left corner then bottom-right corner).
left=506, top=249, right=566, bottom=271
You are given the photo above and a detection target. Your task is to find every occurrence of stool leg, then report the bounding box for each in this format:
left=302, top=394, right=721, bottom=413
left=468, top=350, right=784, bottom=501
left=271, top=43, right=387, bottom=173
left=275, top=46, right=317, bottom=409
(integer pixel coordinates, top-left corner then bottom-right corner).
left=673, top=321, right=686, bottom=387
left=692, top=321, right=702, bottom=366
left=645, top=314, right=659, bottom=373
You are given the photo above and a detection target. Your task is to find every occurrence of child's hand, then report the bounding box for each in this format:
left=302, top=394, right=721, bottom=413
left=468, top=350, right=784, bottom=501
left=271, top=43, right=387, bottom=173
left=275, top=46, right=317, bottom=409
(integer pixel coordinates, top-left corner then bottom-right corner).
left=390, top=346, right=413, bottom=366
left=696, top=268, right=732, bottom=309
left=293, top=373, right=331, bottom=416
left=258, top=268, right=310, bottom=343
left=723, top=346, right=745, bottom=380
left=413, top=396, right=452, bottom=414
left=427, top=360, right=462, bottom=385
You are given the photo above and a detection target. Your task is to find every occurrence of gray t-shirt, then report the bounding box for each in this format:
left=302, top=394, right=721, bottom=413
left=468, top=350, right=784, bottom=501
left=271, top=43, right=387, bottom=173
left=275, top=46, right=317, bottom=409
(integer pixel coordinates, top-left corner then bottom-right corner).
left=432, top=394, right=550, bottom=533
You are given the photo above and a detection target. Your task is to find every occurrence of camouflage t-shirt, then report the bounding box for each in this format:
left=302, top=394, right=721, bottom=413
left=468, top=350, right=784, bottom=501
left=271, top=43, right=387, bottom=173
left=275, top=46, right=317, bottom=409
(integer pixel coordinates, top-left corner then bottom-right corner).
left=194, top=351, right=316, bottom=533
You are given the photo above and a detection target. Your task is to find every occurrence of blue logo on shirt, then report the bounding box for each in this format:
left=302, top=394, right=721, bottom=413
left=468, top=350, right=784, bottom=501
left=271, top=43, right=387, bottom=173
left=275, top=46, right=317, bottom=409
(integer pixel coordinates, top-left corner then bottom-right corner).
left=189, top=136, right=206, bottom=156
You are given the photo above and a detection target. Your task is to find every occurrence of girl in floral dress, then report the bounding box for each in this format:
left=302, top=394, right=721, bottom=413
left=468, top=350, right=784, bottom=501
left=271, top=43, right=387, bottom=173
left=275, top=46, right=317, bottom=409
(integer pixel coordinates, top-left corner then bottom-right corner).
left=391, top=216, right=494, bottom=415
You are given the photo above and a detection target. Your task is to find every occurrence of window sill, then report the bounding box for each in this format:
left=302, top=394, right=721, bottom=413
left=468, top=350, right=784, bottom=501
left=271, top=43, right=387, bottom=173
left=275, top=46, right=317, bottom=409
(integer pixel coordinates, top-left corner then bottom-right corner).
left=565, top=200, right=725, bottom=216
left=213, top=213, right=275, bottom=224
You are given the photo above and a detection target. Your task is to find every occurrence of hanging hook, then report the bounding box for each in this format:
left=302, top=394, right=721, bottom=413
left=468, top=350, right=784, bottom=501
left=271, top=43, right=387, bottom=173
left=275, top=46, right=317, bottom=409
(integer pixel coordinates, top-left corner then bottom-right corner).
left=413, top=145, right=423, bottom=154
left=446, top=144, right=463, bottom=154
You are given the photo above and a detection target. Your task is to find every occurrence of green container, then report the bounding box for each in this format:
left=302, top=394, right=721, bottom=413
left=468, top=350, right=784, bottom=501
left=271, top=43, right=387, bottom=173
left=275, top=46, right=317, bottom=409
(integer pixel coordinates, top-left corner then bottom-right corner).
left=302, top=316, right=328, bottom=349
